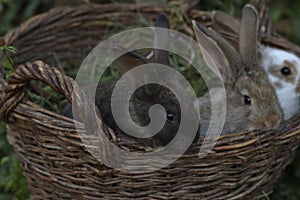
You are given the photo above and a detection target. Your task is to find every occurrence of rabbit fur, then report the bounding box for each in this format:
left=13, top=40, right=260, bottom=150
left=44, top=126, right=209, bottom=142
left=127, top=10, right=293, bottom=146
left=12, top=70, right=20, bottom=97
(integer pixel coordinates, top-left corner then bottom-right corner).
left=194, top=5, right=283, bottom=135
left=60, top=14, right=181, bottom=146
left=211, top=8, right=300, bottom=120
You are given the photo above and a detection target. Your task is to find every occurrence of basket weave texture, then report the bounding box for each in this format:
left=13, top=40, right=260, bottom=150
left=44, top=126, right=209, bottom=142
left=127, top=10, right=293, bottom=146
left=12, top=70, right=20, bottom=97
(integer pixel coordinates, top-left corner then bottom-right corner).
left=1, top=1, right=300, bottom=199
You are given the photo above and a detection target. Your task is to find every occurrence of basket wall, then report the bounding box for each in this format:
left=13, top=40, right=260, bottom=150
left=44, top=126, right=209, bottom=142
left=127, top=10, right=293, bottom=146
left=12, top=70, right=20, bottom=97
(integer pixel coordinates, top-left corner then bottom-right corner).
left=1, top=3, right=300, bottom=200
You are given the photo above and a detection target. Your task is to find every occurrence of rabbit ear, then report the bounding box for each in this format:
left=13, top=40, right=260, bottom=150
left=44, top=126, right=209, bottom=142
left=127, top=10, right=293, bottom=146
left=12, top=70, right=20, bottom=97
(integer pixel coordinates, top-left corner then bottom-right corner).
left=114, top=46, right=147, bottom=75
left=154, top=13, right=170, bottom=30
left=239, top=4, right=259, bottom=70
left=154, top=13, right=170, bottom=66
left=114, top=46, right=161, bottom=98
left=211, top=10, right=240, bottom=51
left=192, top=20, right=241, bottom=87
left=212, top=10, right=240, bottom=35
left=130, top=13, right=172, bottom=99
left=113, top=46, right=150, bottom=96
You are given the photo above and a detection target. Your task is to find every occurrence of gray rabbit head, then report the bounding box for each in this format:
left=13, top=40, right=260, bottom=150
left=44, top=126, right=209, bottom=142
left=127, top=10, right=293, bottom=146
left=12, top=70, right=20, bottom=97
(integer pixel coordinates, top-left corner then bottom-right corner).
left=113, top=13, right=182, bottom=145
left=60, top=14, right=183, bottom=146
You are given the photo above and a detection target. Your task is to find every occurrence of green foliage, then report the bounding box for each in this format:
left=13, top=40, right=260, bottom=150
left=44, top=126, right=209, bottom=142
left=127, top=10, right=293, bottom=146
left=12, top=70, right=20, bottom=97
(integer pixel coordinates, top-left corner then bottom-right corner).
left=0, top=40, right=29, bottom=200
left=196, top=0, right=249, bottom=15
left=268, top=0, right=300, bottom=44
left=270, top=148, right=300, bottom=200
left=0, top=122, right=29, bottom=200
left=170, top=53, right=207, bottom=96
left=0, top=46, right=16, bottom=53
left=0, top=0, right=53, bottom=35
left=26, top=85, right=60, bottom=111
left=1, top=44, right=17, bottom=78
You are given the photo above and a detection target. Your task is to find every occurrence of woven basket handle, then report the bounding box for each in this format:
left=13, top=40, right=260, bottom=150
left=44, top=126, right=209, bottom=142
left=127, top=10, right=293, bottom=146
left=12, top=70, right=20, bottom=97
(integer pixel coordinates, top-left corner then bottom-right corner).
left=0, top=61, right=70, bottom=118
left=0, top=60, right=121, bottom=164
left=0, top=60, right=104, bottom=130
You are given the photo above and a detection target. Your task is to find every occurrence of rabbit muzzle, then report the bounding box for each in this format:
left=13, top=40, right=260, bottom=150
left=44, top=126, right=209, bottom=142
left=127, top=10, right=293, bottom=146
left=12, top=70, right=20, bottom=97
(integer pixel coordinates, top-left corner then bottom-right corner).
left=258, top=115, right=282, bottom=130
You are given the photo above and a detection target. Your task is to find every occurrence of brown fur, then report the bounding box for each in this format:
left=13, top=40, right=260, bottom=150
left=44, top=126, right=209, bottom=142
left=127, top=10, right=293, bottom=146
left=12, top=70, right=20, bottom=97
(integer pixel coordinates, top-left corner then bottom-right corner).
left=195, top=5, right=283, bottom=135
left=296, top=81, right=300, bottom=94
left=268, top=60, right=297, bottom=84
left=274, top=81, right=283, bottom=89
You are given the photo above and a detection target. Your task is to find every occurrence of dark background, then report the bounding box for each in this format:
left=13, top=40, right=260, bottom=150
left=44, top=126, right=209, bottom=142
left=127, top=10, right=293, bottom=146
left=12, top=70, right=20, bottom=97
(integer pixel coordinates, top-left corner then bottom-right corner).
left=0, top=0, right=299, bottom=199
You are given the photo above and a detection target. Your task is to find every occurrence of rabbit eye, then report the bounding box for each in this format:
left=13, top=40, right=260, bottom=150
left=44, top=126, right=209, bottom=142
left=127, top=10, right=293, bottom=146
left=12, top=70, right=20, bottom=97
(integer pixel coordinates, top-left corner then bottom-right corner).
left=243, top=95, right=251, bottom=105
left=166, top=111, right=175, bottom=122
left=281, top=67, right=291, bottom=76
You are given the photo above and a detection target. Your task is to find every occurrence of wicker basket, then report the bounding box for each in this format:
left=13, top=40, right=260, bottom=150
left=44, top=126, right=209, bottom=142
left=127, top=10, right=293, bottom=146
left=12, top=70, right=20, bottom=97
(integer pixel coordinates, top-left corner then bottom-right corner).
left=1, top=1, right=300, bottom=199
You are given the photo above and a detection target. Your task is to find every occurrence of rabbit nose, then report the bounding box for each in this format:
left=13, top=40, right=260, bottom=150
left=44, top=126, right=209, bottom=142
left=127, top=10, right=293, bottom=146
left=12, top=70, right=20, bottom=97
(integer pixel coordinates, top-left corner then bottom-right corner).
left=264, top=115, right=282, bottom=129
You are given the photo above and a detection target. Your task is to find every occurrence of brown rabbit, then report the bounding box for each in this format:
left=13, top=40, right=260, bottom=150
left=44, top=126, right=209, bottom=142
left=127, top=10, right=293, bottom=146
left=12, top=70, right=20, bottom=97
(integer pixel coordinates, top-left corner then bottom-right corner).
left=211, top=8, right=300, bottom=121
left=60, top=14, right=182, bottom=146
left=194, top=5, right=283, bottom=135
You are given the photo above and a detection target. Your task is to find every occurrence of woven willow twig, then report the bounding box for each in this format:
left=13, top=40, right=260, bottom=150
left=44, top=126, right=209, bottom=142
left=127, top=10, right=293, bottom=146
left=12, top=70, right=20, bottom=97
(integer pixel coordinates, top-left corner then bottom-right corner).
left=0, top=2, right=300, bottom=199
left=253, top=0, right=300, bottom=56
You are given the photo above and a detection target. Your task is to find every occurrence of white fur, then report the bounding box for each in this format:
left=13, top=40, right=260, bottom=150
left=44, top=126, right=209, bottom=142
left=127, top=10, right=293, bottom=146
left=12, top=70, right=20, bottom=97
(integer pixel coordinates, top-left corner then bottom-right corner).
left=260, top=46, right=300, bottom=120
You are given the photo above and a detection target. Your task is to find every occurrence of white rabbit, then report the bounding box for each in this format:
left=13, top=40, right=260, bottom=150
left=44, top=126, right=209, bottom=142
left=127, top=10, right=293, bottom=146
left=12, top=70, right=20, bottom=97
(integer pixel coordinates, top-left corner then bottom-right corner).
left=260, top=46, right=300, bottom=120
left=211, top=9, right=300, bottom=120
